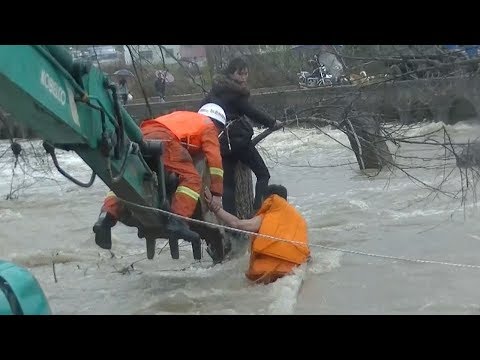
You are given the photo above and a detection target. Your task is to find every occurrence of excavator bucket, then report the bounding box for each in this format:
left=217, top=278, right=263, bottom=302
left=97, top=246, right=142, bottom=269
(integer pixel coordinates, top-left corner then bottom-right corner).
left=0, top=45, right=236, bottom=265
left=117, top=152, right=232, bottom=264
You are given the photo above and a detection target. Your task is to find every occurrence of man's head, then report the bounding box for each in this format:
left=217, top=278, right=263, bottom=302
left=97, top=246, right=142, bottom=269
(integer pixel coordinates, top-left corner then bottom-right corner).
left=264, top=184, right=288, bottom=200
left=225, top=57, right=249, bottom=86
left=198, top=103, right=226, bottom=128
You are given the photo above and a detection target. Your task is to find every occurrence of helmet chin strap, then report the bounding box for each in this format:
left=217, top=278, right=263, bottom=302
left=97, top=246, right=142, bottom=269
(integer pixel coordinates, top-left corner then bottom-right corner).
left=217, top=118, right=235, bottom=138
left=211, top=118, right=225, bottom=130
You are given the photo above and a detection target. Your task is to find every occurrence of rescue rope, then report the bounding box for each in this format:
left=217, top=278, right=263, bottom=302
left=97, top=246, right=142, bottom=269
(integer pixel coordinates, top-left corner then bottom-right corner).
left=117, top=197, right=480, bottom=270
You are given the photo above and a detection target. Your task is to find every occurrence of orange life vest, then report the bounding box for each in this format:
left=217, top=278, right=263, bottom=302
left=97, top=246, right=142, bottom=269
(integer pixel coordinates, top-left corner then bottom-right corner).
left=140, top=111, right=214, bottom=154
left=246, top=194, right=310, bottom=283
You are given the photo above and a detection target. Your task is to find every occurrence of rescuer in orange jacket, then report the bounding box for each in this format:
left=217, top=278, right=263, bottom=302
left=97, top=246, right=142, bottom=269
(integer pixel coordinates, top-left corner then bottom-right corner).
left=93, top=103, right=227, bottom=251
left=204, top=184, right=310, bottom=284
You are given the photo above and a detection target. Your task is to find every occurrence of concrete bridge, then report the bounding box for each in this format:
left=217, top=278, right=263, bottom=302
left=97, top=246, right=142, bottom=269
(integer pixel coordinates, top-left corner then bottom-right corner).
left=124, top=75, right=480, bottom=126
left=1, top=75, right=480, bottom=140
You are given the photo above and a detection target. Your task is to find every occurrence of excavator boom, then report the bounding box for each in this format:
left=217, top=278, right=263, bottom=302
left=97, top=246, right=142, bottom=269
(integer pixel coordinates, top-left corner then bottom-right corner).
left=0, top=45, right=156, bottom=199
left=0, top=45, right=230, bottom=263
left=0, top=45, right=164, bottom=241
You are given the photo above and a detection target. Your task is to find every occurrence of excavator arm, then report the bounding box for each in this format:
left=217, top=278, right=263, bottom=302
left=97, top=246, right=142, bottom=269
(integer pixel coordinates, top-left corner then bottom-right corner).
left=0, top=45, right=176, bottom=258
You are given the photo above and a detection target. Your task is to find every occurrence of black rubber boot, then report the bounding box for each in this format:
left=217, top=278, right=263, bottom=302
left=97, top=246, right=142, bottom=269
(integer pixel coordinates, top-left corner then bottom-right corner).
left=93, top=211, right=116, bottom=250
left=166, top=217, right=201, bottom=260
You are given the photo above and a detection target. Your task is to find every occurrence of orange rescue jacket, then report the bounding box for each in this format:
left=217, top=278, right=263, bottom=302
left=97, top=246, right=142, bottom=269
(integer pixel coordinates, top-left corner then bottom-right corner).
left=140, top=111, right=224, bottom=195
left=252, top=194, right=310, bottom=265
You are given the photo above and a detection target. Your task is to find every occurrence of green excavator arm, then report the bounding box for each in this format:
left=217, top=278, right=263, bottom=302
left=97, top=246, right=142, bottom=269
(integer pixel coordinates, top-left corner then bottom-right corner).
left=0, top=45, right=173, bottom=259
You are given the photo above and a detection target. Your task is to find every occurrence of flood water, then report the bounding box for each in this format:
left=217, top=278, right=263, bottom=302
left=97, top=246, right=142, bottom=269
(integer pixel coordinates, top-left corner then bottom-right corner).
left=2, top=120, right=480, bottom=314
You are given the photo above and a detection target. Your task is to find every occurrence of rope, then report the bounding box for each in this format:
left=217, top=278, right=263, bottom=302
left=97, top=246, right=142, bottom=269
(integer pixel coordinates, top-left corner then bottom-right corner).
left=117, top=197, right=480, bottom=270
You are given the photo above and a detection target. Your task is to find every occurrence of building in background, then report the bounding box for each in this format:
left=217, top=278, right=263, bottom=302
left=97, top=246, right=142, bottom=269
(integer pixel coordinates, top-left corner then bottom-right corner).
left=179, top=45, right=207, bottom=66
left=69, top=45, right=123, bottom=66
left=123, top=45, right=181, bottom=65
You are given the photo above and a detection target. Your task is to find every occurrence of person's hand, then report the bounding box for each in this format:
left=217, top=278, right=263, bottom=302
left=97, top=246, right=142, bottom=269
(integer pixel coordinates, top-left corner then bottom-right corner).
left=204, top=186, right=213, bottom=204
left=210, top=195, right=222, bottom=213
left=204, top=187, right=222, bottom=213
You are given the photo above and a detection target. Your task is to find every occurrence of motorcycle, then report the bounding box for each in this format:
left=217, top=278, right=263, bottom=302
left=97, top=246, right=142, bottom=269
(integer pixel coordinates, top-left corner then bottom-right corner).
left=297, top=55, right=351, bottom=88
left=297, top=62, right=333, bottom=88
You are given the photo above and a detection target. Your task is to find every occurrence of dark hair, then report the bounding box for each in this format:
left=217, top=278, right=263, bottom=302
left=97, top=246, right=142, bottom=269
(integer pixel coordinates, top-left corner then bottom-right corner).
left=265, top=184, right=287, bottom=200
left=224, top=57, right=248, bottom=76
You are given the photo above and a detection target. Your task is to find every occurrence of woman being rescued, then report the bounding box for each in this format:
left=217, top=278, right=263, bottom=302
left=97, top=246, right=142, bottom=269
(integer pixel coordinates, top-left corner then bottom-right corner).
left=204, top=184, right=311, bottom=285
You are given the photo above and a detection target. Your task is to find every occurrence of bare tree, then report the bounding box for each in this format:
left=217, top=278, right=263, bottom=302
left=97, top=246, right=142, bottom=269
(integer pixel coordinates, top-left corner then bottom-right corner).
left=3, top=44, right=480, bottom=216
left=0, top=112, right=60, bottom=200
left=195, top=46, right=480, bottom=214
left=239, top=45, right=480, bottom=211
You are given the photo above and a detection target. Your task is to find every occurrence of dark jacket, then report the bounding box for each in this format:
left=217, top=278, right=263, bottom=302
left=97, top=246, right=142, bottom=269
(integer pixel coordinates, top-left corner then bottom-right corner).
left=201, top=73, right=276, bottom=155
left=155, top=77, right=166, bottom=96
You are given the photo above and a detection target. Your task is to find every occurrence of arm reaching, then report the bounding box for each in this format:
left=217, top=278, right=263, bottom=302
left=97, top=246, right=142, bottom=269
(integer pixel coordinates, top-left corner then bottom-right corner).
left=236, top=97, right=276, bottom=128
left=204, top=187, right=262, bottom=233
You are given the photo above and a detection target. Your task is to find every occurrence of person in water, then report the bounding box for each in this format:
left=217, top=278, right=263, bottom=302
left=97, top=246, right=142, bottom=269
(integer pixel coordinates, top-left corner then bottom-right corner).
left=204, top=184, right=310, bottom=284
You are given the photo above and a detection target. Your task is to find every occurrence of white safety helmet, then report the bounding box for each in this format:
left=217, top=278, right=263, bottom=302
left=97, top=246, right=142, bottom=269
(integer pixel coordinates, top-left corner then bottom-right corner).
left=198, top=103, right=226, bottom=126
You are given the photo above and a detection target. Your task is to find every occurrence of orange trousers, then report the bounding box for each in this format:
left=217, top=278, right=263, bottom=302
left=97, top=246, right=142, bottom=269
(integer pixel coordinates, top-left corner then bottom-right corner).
left=101, top=128, right=202, bottom=221
left=245, top=253, right=298, bottom=285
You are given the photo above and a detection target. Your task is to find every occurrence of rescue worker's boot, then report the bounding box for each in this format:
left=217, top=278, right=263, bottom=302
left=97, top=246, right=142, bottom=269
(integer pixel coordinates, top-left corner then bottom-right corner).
left=166, top=217, right=201, bottom=260
left=92, top=211, right=116, bottom=250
